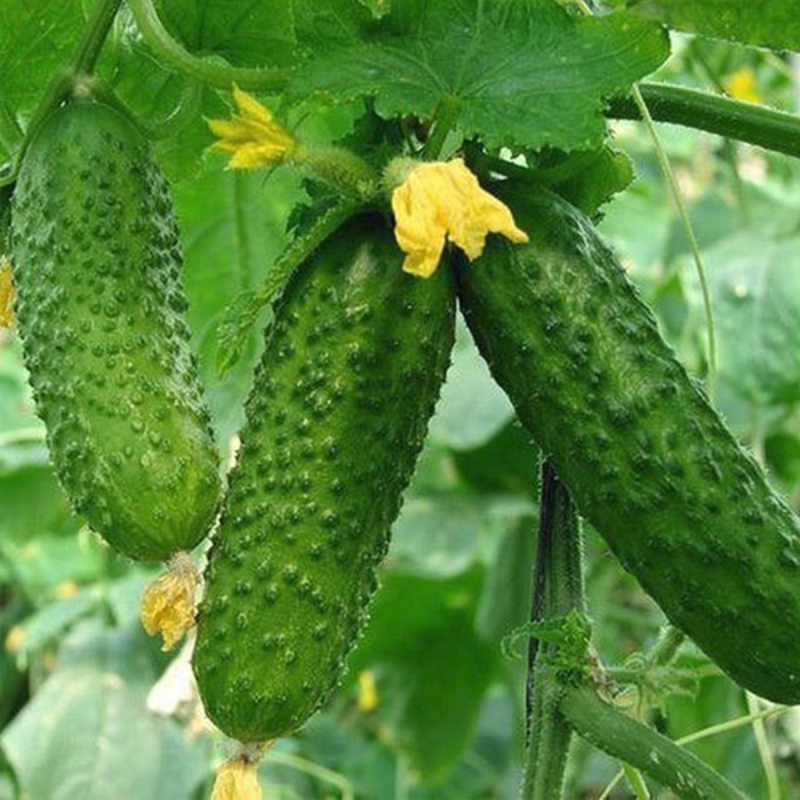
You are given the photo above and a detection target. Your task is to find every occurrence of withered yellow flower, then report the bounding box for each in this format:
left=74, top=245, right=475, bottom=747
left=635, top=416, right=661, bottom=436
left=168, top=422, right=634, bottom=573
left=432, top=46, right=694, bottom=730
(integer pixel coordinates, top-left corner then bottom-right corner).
left=140, top=552, right=200, bottom=651
left=208, top=85, right=295, bottom=169
left=0, top=258, right=15, bottom=328
left=391, top=158, right=528, bottom=278
left=211, top=758, right=262, bottom=800
left=725, top=68, right=762, bottom=104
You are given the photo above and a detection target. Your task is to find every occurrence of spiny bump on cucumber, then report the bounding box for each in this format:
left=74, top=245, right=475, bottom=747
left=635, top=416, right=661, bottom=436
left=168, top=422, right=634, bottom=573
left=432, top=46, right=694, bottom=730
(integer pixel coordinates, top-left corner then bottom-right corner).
left=10, top=100, right=221, bottom=562
left=193, top=213, right=455, bottom=743
left=457, top=183, right=800, bottom=704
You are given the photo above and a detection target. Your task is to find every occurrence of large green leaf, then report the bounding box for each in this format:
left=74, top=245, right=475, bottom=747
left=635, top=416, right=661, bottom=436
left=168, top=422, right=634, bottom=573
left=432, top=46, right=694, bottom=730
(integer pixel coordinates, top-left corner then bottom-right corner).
left=0, top=0, right=84, bottom=123
left=153, top=0, right=296, bottom=67
left=352, top=568, right=499, bottom=779
left=2, top=623, right=208, bottom=800
left=175, top=164, right=305, bottom=446
left=683, top=231, right=800, bottom=409
left=291, top=0, right=670, bottom=152
left=429, top=324, right=513, bottom=450
left=620, top=0, right=800, bottom=52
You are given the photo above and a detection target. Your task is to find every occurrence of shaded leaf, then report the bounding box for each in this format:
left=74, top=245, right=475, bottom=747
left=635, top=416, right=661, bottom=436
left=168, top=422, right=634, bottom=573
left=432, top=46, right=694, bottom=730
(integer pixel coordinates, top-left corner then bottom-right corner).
left=429, top=323, right=514, bottom=450
left=351, top=568, right=498, bottom=779
left=153, top=0, right=296, bottom=67
left=2, top=623, right=208, bottom=800
left=292, top=0, right=670, bottom=153
left=620, top=0, right=800, bottom=52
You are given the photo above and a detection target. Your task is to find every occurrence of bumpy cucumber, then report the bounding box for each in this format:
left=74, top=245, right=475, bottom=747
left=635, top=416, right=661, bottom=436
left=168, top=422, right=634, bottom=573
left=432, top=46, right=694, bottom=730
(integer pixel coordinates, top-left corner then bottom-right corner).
left=193, top=214, right=455, bottom=743
left=457, top=184, right=800, bottom=704
left=11, top=101, right=221, bottom=561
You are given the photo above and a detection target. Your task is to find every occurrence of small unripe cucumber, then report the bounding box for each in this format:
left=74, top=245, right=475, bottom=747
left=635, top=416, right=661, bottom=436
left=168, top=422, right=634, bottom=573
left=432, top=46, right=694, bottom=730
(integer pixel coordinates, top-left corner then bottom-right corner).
left=193, top=214, right=455, bottom=743
left=11, top=101, right=221, bottom=561
left=457, top=184, right=800, bottom=704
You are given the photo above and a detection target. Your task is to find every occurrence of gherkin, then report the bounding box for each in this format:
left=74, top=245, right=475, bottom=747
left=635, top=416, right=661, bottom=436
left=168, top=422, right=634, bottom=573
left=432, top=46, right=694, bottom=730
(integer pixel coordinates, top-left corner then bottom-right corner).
left=11, top=101, right=221, bottom=561
left=457, top=183, right=800, bottom=704
left=193, top=214, right=455, bottom=743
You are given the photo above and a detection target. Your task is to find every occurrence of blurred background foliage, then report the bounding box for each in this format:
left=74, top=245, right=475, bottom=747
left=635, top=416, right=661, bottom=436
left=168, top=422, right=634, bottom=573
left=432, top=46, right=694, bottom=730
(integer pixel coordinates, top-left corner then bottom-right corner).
left=3, top=7, right=800, bottom=798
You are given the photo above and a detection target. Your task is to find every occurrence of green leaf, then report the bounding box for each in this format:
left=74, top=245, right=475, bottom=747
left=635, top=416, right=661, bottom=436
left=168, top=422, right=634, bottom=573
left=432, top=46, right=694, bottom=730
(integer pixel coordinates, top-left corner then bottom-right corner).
left=476, top=516, right=535, bottom=643
left=11, top=589, right=103, bottom=666
left=0, top=599, right=28, bottom=729
left=621, top=0, right=800, bottom=52
left=453, top=420, right=539, bottom=495
left=351, top=568, right=499, bottom=779
left=174, top=164, right=305, bottom=445
left=2, top=623, right=209, bottom=800
left=152, top=0, right=296, bottom=67
left=0, top=744, right=20, bottom=800
left=291, top=0, right=670, bottom=152
left=291, top=0, right=375, bottom=53
left=429, top=323, right=513, bottom=450
left=0, top=449, right=76, bottom=545
left=391, top=494, right=535, bottom=577
left=686, top=232, right=800, bottom=408
left=0, top=0, right=84, bottom=121
left=550, top=147, right=635, bottom=216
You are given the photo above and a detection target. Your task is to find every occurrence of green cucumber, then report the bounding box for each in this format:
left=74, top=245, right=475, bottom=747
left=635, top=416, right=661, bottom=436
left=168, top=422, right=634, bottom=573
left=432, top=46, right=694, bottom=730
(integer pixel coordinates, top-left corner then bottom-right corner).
left=193, top=213, right=455, bottom=743
left=11, top=100, right=221, bottom=561
left=457, top=183, right=800, bottom=704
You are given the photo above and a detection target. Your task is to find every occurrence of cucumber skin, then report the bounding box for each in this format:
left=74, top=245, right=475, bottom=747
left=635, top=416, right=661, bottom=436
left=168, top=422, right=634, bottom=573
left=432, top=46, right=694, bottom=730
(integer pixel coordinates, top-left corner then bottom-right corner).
left=11, top=102, right=221, bottom=562
left=193, top=214, right=455, bottom=743
left=457, top=185, right=800, bottom=704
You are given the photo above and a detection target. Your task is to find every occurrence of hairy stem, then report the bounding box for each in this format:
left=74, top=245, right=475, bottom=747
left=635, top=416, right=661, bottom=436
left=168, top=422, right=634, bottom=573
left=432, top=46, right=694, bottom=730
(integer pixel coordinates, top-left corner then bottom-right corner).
left=608, top=82, right=800, bottom=160
left=521, top=462, right=585, bottom=800
left=126, top=0, right=290, bottom=91
left=560, top=686, right=746, bottom=800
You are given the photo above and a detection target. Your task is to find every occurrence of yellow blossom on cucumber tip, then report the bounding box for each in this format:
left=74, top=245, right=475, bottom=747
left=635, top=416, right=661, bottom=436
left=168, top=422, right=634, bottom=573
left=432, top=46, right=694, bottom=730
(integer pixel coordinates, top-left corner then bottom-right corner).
left=391, top=158, right=529, bottom=278
left=140, top=552, right=200, bottom=651
left=212, top=753, right=269, bottom=800
left=207, top=85, right=295, bottom=170
left=0, top=258, right=15, bottom=328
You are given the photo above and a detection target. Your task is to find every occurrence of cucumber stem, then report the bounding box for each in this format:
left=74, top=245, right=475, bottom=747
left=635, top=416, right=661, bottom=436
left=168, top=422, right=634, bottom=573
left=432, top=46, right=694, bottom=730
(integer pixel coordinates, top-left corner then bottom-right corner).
left=607, top=82, right=800, bottom=160
left=521, top=462, right=585, bottom=800
left=126, top=0, right=290, bottom=91
left=560, top=686, right=747, bottom=800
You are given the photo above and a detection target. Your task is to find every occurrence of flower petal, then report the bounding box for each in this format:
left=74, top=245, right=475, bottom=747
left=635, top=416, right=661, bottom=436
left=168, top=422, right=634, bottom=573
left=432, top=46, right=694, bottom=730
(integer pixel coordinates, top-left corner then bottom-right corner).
left=0, top=258, right=14, bottom=328
left=390, top=158, right=528, bottom=277
left=207, top=86, right=295, bottom=169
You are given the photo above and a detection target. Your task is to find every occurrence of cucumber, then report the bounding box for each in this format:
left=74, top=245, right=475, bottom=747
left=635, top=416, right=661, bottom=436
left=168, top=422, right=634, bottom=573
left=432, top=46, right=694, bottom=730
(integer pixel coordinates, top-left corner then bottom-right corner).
left=456, top=183, right=800, bottom=704
left=193, top=213, right=455, bottom=743
left=10, top=101, right=221, bottom=561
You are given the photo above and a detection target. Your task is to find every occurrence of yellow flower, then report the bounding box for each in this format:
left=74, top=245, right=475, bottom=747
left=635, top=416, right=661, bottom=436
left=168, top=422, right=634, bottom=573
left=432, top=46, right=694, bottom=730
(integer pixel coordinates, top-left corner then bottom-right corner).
left=208, top=85, right=295, bottom=169
left=725, top=69, right=762, bottom=104
left=0, top=258, right=15, bottom=328
left=391, top=159, right=528, bottom=278
left=358, top=670, right=379, bottom=713
left=211, top=758, right=262, bottom=800
left=140, top=552, right=200, bottom=651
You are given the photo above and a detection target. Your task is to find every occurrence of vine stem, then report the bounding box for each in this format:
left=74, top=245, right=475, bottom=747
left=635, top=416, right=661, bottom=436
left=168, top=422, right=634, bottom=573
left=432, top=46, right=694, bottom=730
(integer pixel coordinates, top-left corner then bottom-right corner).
left=631, top=85, right=718, bottom=399
left=521, top=462, right=585, bottom=800
left=7, top=0, right=123, bottom=181
left=420, top=96, right=462, bottom=160
left=746, top=692, right=781, bottom=800
left=599, top=705, right=790, bottom=798
left=560, top=686, right=746, bottom=800
left=126, top=0, right=290, bottom=91
left=608, top=82, right=800, bottom=161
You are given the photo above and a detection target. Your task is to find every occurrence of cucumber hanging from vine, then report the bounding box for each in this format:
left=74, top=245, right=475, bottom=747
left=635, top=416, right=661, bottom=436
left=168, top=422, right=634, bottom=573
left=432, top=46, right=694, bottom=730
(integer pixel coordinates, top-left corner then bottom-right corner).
left=10, top=100, right=221, bottom=562
left=193, top=212, right=456, bottom=743
left=456, top=182, right=800, bottom=705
